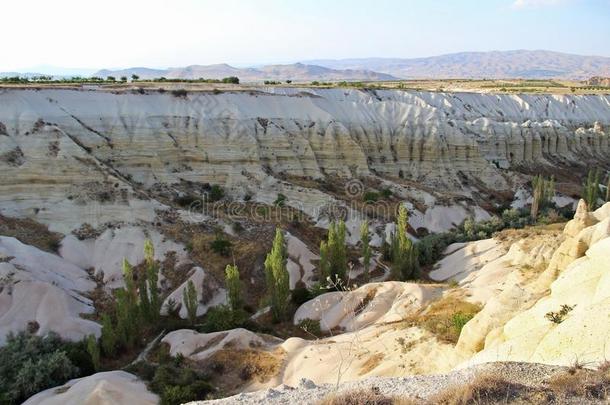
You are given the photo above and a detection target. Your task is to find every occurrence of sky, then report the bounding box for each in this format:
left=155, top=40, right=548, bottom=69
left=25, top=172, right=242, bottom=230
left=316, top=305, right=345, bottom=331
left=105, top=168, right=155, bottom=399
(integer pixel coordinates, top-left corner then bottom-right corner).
left=1, top=0, right=609, bottom=73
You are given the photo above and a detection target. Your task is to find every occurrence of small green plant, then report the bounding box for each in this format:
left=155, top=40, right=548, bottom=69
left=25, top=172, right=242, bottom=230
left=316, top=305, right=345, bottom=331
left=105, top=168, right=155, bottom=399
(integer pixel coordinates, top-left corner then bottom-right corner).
left=545, top=304, right=575, bottom=324
left=86, top=335, right=100, bottom=371
left=298, top=318, right=322, bottom=337
left=362, top=191, right=379, bottom=203
left=208, top=184, right=224, bottom=202
left=274, top=193, right=287, bottom=207
left=210, top=235, right=232, bottom=256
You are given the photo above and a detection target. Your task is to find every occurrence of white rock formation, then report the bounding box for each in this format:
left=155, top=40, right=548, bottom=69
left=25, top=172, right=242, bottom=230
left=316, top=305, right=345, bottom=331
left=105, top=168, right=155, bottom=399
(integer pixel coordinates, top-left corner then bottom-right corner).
left=1, top=88, right=608, bottom=232
left=294, top=281, right=443, bottom=332
left=22, top=371, right=158, bottom=405
left=160, top=266, right=226, bottom=318
left=0, top=236, right=99, bottom=344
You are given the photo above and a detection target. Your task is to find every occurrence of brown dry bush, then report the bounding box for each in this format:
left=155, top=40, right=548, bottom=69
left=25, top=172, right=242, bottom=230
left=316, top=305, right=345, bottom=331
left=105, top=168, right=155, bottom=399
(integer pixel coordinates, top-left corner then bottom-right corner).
left=319, top=387, right=420, bottom=405
left=430, top=373, right=537, bottom=405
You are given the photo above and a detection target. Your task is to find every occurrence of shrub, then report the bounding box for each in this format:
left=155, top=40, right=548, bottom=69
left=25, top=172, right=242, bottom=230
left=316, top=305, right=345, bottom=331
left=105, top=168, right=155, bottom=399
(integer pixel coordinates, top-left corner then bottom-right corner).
left=545, top=304, right=575, bottom=324
left=208, top=184, right=224, bottom=202
left=225, top=264, right=242, bottom=311
left=222, top=76, right=239, bottom=84
left=274, top=193, right=287, bottom=207
left=200, top=305, right=249, bottom=333
left=0, top=332, right=83, bottom=404
left=291, top=286, right=312, bottom=306
left=362, top=191, right=379, bottom=203
left=171, top=89, right=188, bottom=98
left=298, top=318, right=321, bottom=337
left=151, top=364, right=213, bottom=405
left=210, top=235, right=232, bottom=256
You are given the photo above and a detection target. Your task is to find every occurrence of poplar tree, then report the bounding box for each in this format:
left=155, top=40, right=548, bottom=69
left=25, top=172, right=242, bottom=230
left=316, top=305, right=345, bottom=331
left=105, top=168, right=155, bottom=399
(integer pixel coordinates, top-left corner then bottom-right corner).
left=391, top=205, right=419, bottom=280
left=531, top=175, right=555, bottom=220
left=143, top=240, right=160, bottom=320
left=183, top=280, right=198, bottom=326
left=86, top=335, right=100, bottom=371
left=360, top=220, right=372, bottom=282
left=583, top=168, right=601, bottom=210
left=264, top=228, right=290, bottom=321
left=100, top=313, right=117, bottom=356
left=225, top=264, right=242, bottom=311
left=318, top=221, right=348, bottom=285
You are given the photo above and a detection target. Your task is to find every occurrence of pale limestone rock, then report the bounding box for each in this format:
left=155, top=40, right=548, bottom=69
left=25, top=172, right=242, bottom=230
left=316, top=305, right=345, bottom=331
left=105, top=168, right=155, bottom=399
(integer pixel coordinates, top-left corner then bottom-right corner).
left=160, top=267, right=226, bottom=318
left=0, top=237, right=99, bottom=344
left=22, top=371, right=158, bottom=405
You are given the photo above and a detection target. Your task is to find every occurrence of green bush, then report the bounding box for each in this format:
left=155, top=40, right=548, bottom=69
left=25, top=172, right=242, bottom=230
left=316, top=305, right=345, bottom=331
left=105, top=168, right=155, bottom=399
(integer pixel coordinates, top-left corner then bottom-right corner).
left=151, top=364, right=213, bottom=405
left=208, top=185, right=224, bottom=202
left=0, top=332, right=85, bottom=404
left=210, top=236, right=232, bottom=256
left=298, top=318, right=321, bottom=336
left=222, top=76, right=239, bottom=84
left=291, top=286, right=312, bottom=306
left=362, top=191, right=379, bottom=203
left=200, top=305, right=249, bottom=333
left=274, top=193, right=287, bottom=207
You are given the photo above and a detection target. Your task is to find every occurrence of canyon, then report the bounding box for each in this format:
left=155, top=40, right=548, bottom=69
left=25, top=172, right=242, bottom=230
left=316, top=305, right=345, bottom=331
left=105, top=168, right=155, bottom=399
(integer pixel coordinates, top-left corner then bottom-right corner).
left=1, top=85, right=609, bottom=404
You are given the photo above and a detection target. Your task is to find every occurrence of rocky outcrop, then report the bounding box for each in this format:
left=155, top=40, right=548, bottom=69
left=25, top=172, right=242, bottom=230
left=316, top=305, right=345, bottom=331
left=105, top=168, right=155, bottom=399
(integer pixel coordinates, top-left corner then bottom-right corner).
left=22, top=371, right=158, bottom=405
left=0, top=88, right=608, bottom=231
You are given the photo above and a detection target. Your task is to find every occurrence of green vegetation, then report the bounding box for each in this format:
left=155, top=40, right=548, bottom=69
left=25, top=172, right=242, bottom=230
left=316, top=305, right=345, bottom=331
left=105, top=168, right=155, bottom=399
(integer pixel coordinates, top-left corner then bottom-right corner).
left=208, top=184, right=224, bottom=202
left=390, top=205, right=419, bottom=280
left=298, top=318, right=322, bottom=337
left=318, top=220, right=348, bottom=285
left=360, top=220, right=372, bottom=281
left=200, top=305, right=249, bottom=333
left=225, top=264, right=242, bottom=311
left=0, top=332, right=93, bottom=404
left=274, top=193, right=287, bottom=207
left=530, top=175, right=555, bottom=220
left=86, top=334, right=100, bottom=371
left=583, top=168, right=602, bottom=211
left=148, top=360, right=213, bottom=405
left=183, top=280, right=198, bottom=326
left=210, top=234, right=232, bottom=256
left=264, top=228, right=290, bottom=322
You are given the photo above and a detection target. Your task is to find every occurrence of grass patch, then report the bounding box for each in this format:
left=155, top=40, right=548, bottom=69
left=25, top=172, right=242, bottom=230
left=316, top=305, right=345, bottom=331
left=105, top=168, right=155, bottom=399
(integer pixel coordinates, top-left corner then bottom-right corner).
left=405, top=294, right=481, bottom=344
left=319, top=387, right=420, bottom=405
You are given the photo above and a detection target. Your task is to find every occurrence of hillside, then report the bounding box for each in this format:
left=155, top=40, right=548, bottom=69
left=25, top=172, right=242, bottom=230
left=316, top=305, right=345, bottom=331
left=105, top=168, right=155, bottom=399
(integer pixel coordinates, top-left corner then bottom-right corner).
left=306, top=50, right=610, bottom=80
left=94, top=63, right=397, bottom=82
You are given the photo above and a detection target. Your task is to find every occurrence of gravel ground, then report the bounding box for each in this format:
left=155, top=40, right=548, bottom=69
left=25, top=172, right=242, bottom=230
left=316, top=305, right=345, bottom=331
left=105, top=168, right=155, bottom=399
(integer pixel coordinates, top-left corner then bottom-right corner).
left=190, top=362, right=596, bottom=405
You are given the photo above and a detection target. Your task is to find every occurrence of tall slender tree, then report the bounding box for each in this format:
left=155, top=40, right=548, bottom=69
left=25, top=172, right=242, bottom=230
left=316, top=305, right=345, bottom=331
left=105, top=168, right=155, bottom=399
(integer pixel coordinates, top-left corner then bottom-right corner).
left=583, top=168, right=601, bottom=211
left=225, top=264, right=242, bottom=311
left=530, top=175, right=555, bottom=220
left=360, top=220, right=372, bottom=282
left=183, top=280, right=198, bottom=326
left=264, top=228, right=290, bottom=321
left=318, top=221, right=348, bottom=284
left=391, top=205, right=419, bottom=280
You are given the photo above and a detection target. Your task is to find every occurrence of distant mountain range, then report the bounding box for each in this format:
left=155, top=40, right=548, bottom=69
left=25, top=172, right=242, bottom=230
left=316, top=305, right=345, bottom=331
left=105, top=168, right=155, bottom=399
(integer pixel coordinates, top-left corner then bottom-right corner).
left=304, top=50, right=610, bottom=80
left=94, top=63, right=397, bottom=82
left=3, top=50, right=610, bottom=82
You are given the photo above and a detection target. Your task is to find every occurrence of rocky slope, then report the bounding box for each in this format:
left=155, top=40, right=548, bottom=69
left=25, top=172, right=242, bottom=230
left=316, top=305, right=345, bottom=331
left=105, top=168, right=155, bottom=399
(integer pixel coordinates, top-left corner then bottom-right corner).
left=0, top=87, right=608, bottom=233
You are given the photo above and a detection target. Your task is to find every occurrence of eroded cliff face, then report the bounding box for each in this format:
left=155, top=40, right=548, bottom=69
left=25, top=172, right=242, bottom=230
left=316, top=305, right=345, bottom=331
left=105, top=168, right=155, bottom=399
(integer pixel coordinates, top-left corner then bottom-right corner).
left=0, top=87, right=608, bottom=230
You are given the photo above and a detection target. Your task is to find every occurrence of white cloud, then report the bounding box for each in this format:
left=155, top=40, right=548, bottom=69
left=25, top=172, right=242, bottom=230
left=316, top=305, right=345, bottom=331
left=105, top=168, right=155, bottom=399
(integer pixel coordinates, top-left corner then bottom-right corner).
left=512, top=0, right=565, bottom=9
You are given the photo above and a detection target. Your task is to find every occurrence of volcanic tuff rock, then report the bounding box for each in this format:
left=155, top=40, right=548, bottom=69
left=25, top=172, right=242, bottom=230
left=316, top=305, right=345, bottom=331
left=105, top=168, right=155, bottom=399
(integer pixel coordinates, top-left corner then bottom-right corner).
left=0, top=87, right=608, bottom=232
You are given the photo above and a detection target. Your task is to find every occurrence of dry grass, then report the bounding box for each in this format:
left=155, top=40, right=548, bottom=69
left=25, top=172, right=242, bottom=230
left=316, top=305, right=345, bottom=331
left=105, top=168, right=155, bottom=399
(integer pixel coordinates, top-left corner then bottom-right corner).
left=430, top=373, right=543, bottom=405
left=206, top=348, right=285, bottom=394
left=0, top=214, right=63, bottom=253
left=359, top=352, right=385, bottom=376
left=319, top=387, right=421, bottom=405
left=547, top=362, right=610, bottom=401
left=404, top=293, right=482, bottom=344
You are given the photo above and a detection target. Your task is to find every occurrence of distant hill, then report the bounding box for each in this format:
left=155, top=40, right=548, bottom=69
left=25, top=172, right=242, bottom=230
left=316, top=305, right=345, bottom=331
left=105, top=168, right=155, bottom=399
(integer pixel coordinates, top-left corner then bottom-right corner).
left=305, top=50, right=610, bottom=80
left=93, top=63, right=397, bottom=82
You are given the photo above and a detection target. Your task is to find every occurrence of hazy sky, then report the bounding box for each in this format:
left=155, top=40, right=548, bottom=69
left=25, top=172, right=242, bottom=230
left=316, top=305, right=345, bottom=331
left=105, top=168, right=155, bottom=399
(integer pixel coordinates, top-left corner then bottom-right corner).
left=2, top=0, right=609, bottom=72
